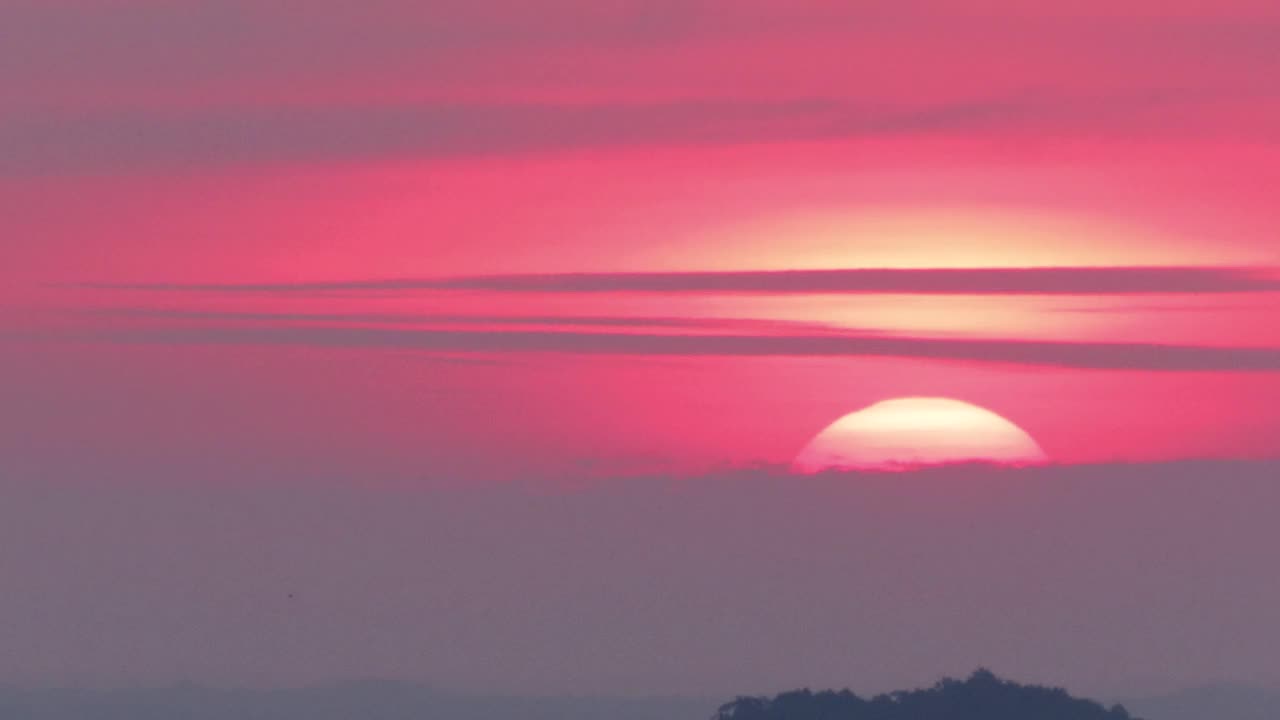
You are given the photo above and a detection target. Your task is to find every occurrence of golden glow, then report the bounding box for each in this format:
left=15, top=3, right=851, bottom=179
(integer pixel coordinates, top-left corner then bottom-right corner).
left=693, top=209, right=1236, bottom=271
left=793, top=397, right=1049, bottom=472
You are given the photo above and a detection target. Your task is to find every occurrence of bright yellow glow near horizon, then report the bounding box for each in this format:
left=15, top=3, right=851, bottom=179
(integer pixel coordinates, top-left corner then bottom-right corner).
left=687, top=209, right=1250, bottom=271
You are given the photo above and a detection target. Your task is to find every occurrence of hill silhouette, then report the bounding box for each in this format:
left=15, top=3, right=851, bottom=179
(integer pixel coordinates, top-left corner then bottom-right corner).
left=715, top=669, right=1139, bottom=720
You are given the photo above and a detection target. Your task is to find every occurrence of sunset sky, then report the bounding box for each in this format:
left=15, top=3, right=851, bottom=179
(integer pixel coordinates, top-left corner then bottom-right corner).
left=3, top=0, right=1280, bottom=702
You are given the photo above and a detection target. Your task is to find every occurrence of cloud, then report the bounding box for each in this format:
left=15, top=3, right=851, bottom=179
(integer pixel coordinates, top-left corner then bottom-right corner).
left=7, top=88, right=1272, bottom=175
left=4, top=1, right=1276, bottom=103
left=79, top=307, right=831, bottom=333
left=86, top=267, right=1280, bottom=296
left=0, top=97, right=1004, bottom=174
left=66, top=323, right=1280, bottom=371
left=4, top=2, right=1278, bottom=175
left=1053, top=301, right=1278, bottom=314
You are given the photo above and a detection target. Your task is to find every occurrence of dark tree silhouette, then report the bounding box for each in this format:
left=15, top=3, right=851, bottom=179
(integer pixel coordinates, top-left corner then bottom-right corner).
left=715, top=669, right=1139, bottom=720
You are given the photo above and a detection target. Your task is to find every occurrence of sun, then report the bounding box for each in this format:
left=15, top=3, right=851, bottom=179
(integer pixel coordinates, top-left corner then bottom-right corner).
left=792, top=397, right=1049, bottom=473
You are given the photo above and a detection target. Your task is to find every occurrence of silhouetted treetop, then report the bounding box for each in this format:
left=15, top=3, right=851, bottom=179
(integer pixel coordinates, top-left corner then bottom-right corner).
left=715, top=669, right=1139, bottom=720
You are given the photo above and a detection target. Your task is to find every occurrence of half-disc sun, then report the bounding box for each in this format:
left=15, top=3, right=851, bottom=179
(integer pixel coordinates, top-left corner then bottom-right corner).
left=793, top=397, right=1048, bottom=472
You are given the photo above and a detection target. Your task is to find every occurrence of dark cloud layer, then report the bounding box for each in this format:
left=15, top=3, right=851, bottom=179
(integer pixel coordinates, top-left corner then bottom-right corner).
left=80, top=307, right=828, bottom=333
left=88, top=267, right=1280, bottom=295
left=68, top=323, right=1280, bottom=372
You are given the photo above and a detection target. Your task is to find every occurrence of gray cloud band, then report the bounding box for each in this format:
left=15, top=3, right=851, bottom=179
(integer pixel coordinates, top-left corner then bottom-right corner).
left=67, top=324, right=1280, bottom=371
left=85, top=266, right=1280, bottom=295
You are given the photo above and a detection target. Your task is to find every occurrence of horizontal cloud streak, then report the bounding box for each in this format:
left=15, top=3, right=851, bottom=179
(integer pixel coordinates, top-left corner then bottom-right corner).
left=6, top=89, right=1267, bottom=175
left=88, top=266, right=1280, bottom=296
left=64, top=324, right=1280, bottom=371
left=80, top=307, right=829, bottom=333
left=0, top=98, right=971, bottom=174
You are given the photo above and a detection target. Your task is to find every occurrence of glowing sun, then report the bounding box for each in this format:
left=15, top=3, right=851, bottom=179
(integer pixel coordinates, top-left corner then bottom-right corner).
left=793, top=397, right=1049, bottom=472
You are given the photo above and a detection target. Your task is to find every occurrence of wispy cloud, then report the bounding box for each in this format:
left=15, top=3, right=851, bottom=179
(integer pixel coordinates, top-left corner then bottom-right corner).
left=0, top=97, right=1008, bottom=174
left=79, top=307, right=831, bottom=333
left=5, top=1, right=1278, bottom=176
left=86, top=266, right=1280, bottom=296
left=8, top=89, right=1272, bottom=175
left=64, top=323, right=1280, bottom=371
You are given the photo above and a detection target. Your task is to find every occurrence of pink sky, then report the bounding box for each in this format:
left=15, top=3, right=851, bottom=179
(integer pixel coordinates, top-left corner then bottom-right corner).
left=3, top=0, right=1280, bottom=700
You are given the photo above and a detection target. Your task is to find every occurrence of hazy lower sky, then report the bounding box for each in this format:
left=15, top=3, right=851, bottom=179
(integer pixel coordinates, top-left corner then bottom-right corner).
left=4, top=464, right=1280, bottom=698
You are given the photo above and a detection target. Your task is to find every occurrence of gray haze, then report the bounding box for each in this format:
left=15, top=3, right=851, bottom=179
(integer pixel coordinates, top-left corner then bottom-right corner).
left=4, top=463, right=1280, bottom=699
